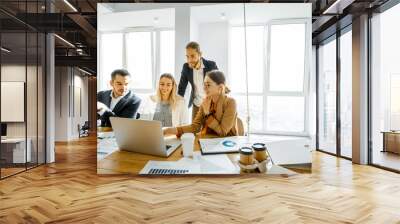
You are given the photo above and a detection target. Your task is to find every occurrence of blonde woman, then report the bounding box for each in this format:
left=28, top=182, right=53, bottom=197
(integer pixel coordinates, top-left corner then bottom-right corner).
left=163, top=70, right=239, bottom=137
left=139, top=73, right=188, bottom=127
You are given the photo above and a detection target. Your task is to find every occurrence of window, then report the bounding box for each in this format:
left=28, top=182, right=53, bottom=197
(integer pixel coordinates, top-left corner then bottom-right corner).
left=99, top=33, right=123, bottom=91
left=266, top=22, right=308, bottom=133
left=229, top=26, right=264, bottom=132
left=230, top=26, right=264, bottom=93
left=370, top=3, right=400, bottom=171
left=229, top=20, right=310, bottom=135
left=318, top=38, right=337, bottom=154
left=99, top=29, right=175, bottom=94
left=340, top=30, right=352, bottom=158
left=390, top=74, right=400, bottom=130
left=126, top=31, right=154, bottom=90
left=266, top=96, right=305, bottom=132
left=269, top=23, right=305, bottom=92
left=159, top=30, right=175, bottom=75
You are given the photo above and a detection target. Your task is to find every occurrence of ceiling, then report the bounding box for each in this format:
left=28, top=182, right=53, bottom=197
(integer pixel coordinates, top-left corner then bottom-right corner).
left=99, top=3, right=311, bottom=31
left=0, top=0, right=393, bottom=76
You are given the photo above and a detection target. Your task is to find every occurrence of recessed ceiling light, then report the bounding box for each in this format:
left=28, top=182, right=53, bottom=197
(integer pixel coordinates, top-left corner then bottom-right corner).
left=154, top=17, right=159, bottom=24
left=54, top=34, right=75, bottom=48
left=220, top=13, right=226, bottom=20
left=78, top=67, right=92, bottom=76
left=1, top=47, right=11, bottom=53
left=322, top=0, right=353, bottom=15
left=63, top=0, right=78, bottom=12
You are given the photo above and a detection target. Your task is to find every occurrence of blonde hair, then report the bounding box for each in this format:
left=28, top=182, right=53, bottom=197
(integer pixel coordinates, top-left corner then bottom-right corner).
left=155, top=73, right=178, bottom=109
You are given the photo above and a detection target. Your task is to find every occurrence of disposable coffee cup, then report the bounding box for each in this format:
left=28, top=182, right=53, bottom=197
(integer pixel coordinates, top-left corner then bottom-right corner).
left=181, top=133, right=195, bottom=157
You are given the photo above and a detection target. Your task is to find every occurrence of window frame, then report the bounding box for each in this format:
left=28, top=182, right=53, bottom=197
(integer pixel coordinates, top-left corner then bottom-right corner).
left=99, top=27, right=175, bottom=95
left=229, top=18, right=311, bottom=136
left=389, top=73, right=400, bottom=130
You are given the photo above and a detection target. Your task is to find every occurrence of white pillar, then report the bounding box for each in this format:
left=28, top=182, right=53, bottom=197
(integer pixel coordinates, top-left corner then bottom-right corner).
left=46, top=33, right=55, bottom=163
left=174, top=6, right=191, bottom=80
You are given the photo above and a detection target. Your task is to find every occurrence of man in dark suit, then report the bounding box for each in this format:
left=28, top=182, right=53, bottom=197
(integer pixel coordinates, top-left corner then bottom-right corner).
left=97, top=69, right=141, bottom=127
left=178, top=41, right=218, bottom=120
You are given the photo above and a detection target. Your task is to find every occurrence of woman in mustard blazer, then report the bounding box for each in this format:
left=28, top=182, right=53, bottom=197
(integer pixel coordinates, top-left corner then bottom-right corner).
left=163, top=70, right=239, bottom=137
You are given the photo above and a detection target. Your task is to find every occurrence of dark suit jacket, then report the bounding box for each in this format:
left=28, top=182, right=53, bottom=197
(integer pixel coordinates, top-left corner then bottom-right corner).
left=177, top=58, right=218, bottom=107
left=97, top=89, right=141, bottom=127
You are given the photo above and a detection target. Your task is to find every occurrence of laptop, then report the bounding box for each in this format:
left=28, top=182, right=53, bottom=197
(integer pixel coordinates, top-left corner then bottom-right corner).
left=109, top=117, right=181, bottom=157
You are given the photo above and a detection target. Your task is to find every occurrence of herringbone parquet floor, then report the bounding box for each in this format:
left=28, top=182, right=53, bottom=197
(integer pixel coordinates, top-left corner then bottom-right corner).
left=1, top=136, right=400, bottom=224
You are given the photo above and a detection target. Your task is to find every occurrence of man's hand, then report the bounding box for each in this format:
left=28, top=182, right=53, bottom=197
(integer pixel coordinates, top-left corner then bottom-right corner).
left=97, top=102, right=109, bottom=114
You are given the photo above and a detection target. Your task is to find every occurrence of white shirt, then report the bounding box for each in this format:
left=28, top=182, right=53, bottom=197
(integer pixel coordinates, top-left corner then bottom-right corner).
left=192, top=59, right=205, bottom=107
left=138, top=95, right=189, bottom=126
left=109, top=91, right=125, bottom=111
left=98, top=91, right=127, bottom=116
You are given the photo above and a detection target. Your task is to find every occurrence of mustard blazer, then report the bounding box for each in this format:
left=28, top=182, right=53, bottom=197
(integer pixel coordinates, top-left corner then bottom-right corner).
left=178, top=94, right=238, bottom=137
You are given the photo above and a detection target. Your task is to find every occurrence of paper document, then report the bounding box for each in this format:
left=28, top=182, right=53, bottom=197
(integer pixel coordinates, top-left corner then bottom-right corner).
left=199, top=136, right=252, bottom=154
left=179, top=152, right=239, bottom=174
left=140, top=152, right=239, bottom=175
left=139, top=161, right=201, bottom=175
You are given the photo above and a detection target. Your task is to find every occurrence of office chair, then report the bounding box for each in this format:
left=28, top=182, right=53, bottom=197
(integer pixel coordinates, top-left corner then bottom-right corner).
left=237, top=117, right=245, bottom=136
left=78, top=121, right=90, bottom=138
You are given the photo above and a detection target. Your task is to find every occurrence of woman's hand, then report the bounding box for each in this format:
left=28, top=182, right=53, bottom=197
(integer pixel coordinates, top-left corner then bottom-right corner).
left=163, top=127, right=178, bottom=136
left=202, top=96, right=212, bottom=115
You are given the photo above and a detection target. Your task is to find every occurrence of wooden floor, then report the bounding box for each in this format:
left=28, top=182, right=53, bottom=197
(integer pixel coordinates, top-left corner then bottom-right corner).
left=373, top=150, right=400, bottom=171
left=1, top=136, right=400, bottom=223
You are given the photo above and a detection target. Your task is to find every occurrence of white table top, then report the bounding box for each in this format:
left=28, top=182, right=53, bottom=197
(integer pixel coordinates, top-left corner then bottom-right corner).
left=1, top=138, right=30, bottom=143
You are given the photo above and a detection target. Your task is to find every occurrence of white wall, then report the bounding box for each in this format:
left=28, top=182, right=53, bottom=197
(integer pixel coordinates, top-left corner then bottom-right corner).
left=190, top=14, right=199, bottom=42
left=55, top=67, right=89, bottom=141
left=1, top=64, right=47, bottom=163
left=1, top=65, right=27, bottom=139
left=198, top=22, right=229, bottom=75
left=98, top=7, right=175, bottom=32
left=174, top=6, right=192, bottom=106
left=174, top=6, right=191, bottom=79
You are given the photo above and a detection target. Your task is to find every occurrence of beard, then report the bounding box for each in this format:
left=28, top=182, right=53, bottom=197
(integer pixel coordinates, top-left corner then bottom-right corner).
left=189, top=60, right=200, bottom=69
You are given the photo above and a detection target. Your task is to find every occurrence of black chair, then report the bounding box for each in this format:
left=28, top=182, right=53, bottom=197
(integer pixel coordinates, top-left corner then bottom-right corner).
left=78, top=121, right=90, bottom=138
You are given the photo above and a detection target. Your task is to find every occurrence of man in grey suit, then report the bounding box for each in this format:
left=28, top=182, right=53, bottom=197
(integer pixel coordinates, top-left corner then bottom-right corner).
left=97, top=69, right=141, bottom=127
left=178, top=42, right=218, bottom=120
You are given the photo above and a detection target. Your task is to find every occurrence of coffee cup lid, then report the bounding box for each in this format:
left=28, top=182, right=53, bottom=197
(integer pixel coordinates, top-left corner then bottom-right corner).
left=239, top=147, right=253, bottom=155
left=252, top=143, right=266, bottom=151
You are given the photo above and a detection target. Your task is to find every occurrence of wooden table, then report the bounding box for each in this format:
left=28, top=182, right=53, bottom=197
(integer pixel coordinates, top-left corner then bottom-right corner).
left=382, top=131, right=400, bottom=154
left=97, top=132, right=297, bottom=176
